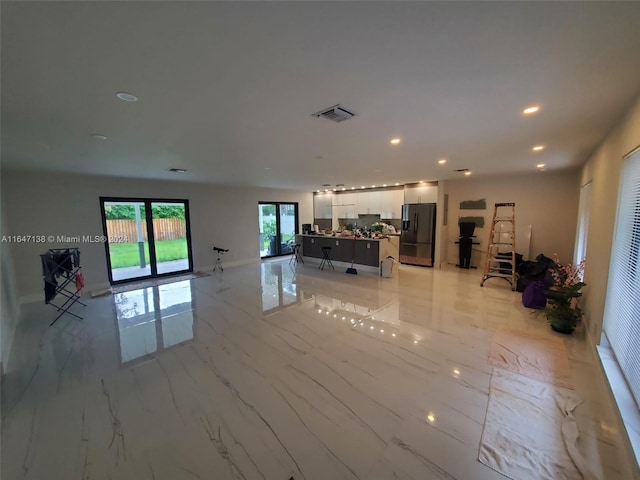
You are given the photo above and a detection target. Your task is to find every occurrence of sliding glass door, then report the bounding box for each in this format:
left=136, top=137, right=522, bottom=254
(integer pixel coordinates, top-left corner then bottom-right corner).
left=150, top=201, right=190, bottom=275
left=100, top=197, right=193, bottom=284
left=258, top=202, right=298, bottom=258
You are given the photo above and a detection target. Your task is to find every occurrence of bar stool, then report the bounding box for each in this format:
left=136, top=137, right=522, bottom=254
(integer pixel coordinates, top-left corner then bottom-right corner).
left=319, top=246, right=334, bottom=270
left=289, top=244, right=304, bottom=265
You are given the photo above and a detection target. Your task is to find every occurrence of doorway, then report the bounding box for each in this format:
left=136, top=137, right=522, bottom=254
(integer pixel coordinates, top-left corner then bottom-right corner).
left=100, top=197, right=194, bottom=284
left=258, top=202, right=298, bottom=258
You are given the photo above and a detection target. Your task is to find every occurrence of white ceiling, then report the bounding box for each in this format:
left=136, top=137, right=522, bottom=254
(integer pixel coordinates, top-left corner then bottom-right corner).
left=2, top=1, right=640, bottom=191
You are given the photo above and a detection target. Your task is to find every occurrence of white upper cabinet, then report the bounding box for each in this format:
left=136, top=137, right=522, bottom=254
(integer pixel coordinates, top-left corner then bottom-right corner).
left=383, top=189, right=404, bottom=218
left=343, top=192, right=358, bottom=218
left=384, top=188, right=404, bottom=218
left=358, top=191, right=380, bottom=215
left=404, top=184, right=438, bottom=204
left=328, top=188, right=405, bottom=220
left=332, top=192, right=357, bottom=219
left=314, top=193, right=333, bottom=219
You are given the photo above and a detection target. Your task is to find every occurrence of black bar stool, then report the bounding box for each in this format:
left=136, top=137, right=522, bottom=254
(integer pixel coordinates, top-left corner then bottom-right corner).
left=289, top=244, right=304, bottom=265
left=319, top=246, right=334, bottom=270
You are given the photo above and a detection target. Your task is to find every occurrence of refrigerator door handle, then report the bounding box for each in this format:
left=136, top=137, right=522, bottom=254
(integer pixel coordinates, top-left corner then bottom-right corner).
left=414, top=213, right=418, bottom=233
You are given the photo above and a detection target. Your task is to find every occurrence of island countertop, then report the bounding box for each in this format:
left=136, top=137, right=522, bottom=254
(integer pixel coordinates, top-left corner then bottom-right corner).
left=298, top=233, right=397, bottom=242
left=296, top=234, right=399, bottom=270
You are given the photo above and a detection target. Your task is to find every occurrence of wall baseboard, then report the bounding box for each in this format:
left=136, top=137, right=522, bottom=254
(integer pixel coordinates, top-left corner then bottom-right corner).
left=198, top=258, right=260, bottom=272
left=18, top=261, right=262, bottom=305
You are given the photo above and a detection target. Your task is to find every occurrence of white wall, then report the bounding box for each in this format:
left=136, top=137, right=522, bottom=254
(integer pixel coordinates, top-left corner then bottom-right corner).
left=443, top=170, right=580, bottom=268
left=1, top=169, right=313, bottom=301
left=1, top=197, right=20, bottom=372
left=579, top=95, right=640, bottom=342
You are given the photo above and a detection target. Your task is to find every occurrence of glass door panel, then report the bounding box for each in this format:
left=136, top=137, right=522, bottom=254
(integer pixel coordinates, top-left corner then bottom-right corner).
left=150, top=202, right=191, bottom=275
left=279, top=204, right=296, bottom=255
left=259, top=202, right=299, bottom=259
left=104, top=200, right=152, bottom=282
left=259, top=203, right=277, bottom=258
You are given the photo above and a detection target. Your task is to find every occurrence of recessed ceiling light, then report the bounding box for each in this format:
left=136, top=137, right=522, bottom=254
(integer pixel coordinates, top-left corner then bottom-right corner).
left=395, top=182, right=400, bottom=186
left=342, top=188, right=346, bottom=191
left=532, top=145, right=545, bottom=151
left=464, top=171, right=472, bottom=176
left=333, top=188, right=337, bottom=191
left=523, top=105, right=540, bottom=115
left=116, top=92, right=138, bottom=102
left=316, top=190, right=320, bottom=193
left=361, top=186, right=365, bottom=189
left=383, top=184, right=387, bottom=187
left=537, top=163, right=545, bottom=168
left=390, top=138, right=401, bottom=145
left=371, top=185, right=376, bottom=188
left=325, top=189, right=329, bottom=192
left=167, top=168, right=187, bottom=173
left=438, top=159, right=447, bottom=164
left=351, top=187, right=355, bottom=190
left=419, top=180, right=424, bottom=183
left=91, top=134, right=107, bottom=141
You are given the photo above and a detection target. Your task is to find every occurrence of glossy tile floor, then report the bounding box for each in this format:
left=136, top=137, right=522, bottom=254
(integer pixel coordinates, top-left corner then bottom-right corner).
left=2, top=259, right=637, bottom=479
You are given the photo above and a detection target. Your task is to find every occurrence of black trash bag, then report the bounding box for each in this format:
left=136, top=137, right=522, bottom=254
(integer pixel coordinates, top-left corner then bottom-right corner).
left=515, top=253, right=558, bottom=292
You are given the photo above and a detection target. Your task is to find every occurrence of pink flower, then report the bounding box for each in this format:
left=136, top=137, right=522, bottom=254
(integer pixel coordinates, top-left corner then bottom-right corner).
left=551, top=255, right=586, bottom=288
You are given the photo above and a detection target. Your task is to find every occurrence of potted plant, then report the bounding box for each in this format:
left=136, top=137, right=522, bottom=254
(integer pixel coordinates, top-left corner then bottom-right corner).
left=535, top=257, right=586, bottom=334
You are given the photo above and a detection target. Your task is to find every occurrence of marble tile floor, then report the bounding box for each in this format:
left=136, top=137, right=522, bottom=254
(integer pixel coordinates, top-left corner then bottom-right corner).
left=1, top=259, right=637, bottom=479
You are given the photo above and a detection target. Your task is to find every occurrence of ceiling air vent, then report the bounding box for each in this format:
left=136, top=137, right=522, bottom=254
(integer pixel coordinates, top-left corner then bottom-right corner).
left=312, top=104, right=355, bottom=123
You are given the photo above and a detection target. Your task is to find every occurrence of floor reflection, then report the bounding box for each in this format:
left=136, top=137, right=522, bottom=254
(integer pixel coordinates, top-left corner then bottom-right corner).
left=113, top=280, right=195, bottom=364
left=261, top=262, right=308, bottom=314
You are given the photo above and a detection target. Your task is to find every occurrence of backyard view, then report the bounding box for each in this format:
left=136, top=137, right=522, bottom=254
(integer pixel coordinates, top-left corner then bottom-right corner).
left=103, top=200, right=190, bottom=281
left=259, top=203, right=296, bottom=257
left=108, top=239, right=188, bottom=268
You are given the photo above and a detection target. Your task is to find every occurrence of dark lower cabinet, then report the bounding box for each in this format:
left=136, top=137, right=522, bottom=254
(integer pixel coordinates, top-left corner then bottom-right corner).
left=300, top=236, right=379, bottom=267
left=354, top=241, right=379, bottom=267
left=302, top=236, right=322, bottom=258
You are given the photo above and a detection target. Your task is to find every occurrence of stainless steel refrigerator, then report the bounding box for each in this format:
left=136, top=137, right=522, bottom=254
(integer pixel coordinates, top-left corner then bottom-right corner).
left=400, top=203, right=437, bottom=267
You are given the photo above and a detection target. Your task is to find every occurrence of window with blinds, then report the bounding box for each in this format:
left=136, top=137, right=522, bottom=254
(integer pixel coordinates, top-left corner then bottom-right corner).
left=603, top=147, right=640, bottom=409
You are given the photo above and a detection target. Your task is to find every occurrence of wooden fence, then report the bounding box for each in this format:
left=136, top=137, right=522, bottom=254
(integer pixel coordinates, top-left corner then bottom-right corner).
left=106, top=218, right=186, bottom=242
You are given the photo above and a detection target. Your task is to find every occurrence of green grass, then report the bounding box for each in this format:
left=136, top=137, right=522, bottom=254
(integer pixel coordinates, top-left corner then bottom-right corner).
left=109, top=239, right=188, bottom=269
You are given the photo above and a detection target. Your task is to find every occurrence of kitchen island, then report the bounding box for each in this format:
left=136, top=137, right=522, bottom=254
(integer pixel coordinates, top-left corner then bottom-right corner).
left=296, top=234, right=399, bottom=272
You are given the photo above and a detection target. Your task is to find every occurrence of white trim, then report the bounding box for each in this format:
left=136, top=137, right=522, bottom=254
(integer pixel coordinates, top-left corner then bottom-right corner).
left=597, top=344, right=640, bottom=470
left=200, top=258, right=260, bottom=272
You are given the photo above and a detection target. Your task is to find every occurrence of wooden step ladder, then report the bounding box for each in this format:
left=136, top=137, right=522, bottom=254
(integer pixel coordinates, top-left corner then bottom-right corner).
left=481, top=202, right=516, bottom=290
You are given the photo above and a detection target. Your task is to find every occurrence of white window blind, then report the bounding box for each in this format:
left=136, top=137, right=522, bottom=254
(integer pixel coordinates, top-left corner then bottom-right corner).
left=603, top=147, right=640, bottom=409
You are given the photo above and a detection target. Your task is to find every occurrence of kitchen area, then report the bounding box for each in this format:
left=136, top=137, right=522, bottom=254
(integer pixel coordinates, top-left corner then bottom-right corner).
left=298, top=182, right=441, bottom=271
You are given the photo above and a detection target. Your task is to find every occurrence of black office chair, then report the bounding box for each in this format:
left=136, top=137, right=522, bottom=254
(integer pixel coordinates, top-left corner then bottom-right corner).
left=319, top=246, right=334, bottom=270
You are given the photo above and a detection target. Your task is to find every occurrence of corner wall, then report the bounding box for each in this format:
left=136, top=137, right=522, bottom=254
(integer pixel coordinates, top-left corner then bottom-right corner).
left=443, top=170, right=580, bottom=268
left=579, top=95, right=640, bottom=342
left=1, top=197, right=20, bottom=372
left=0, top=169, right=313, bottom=302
